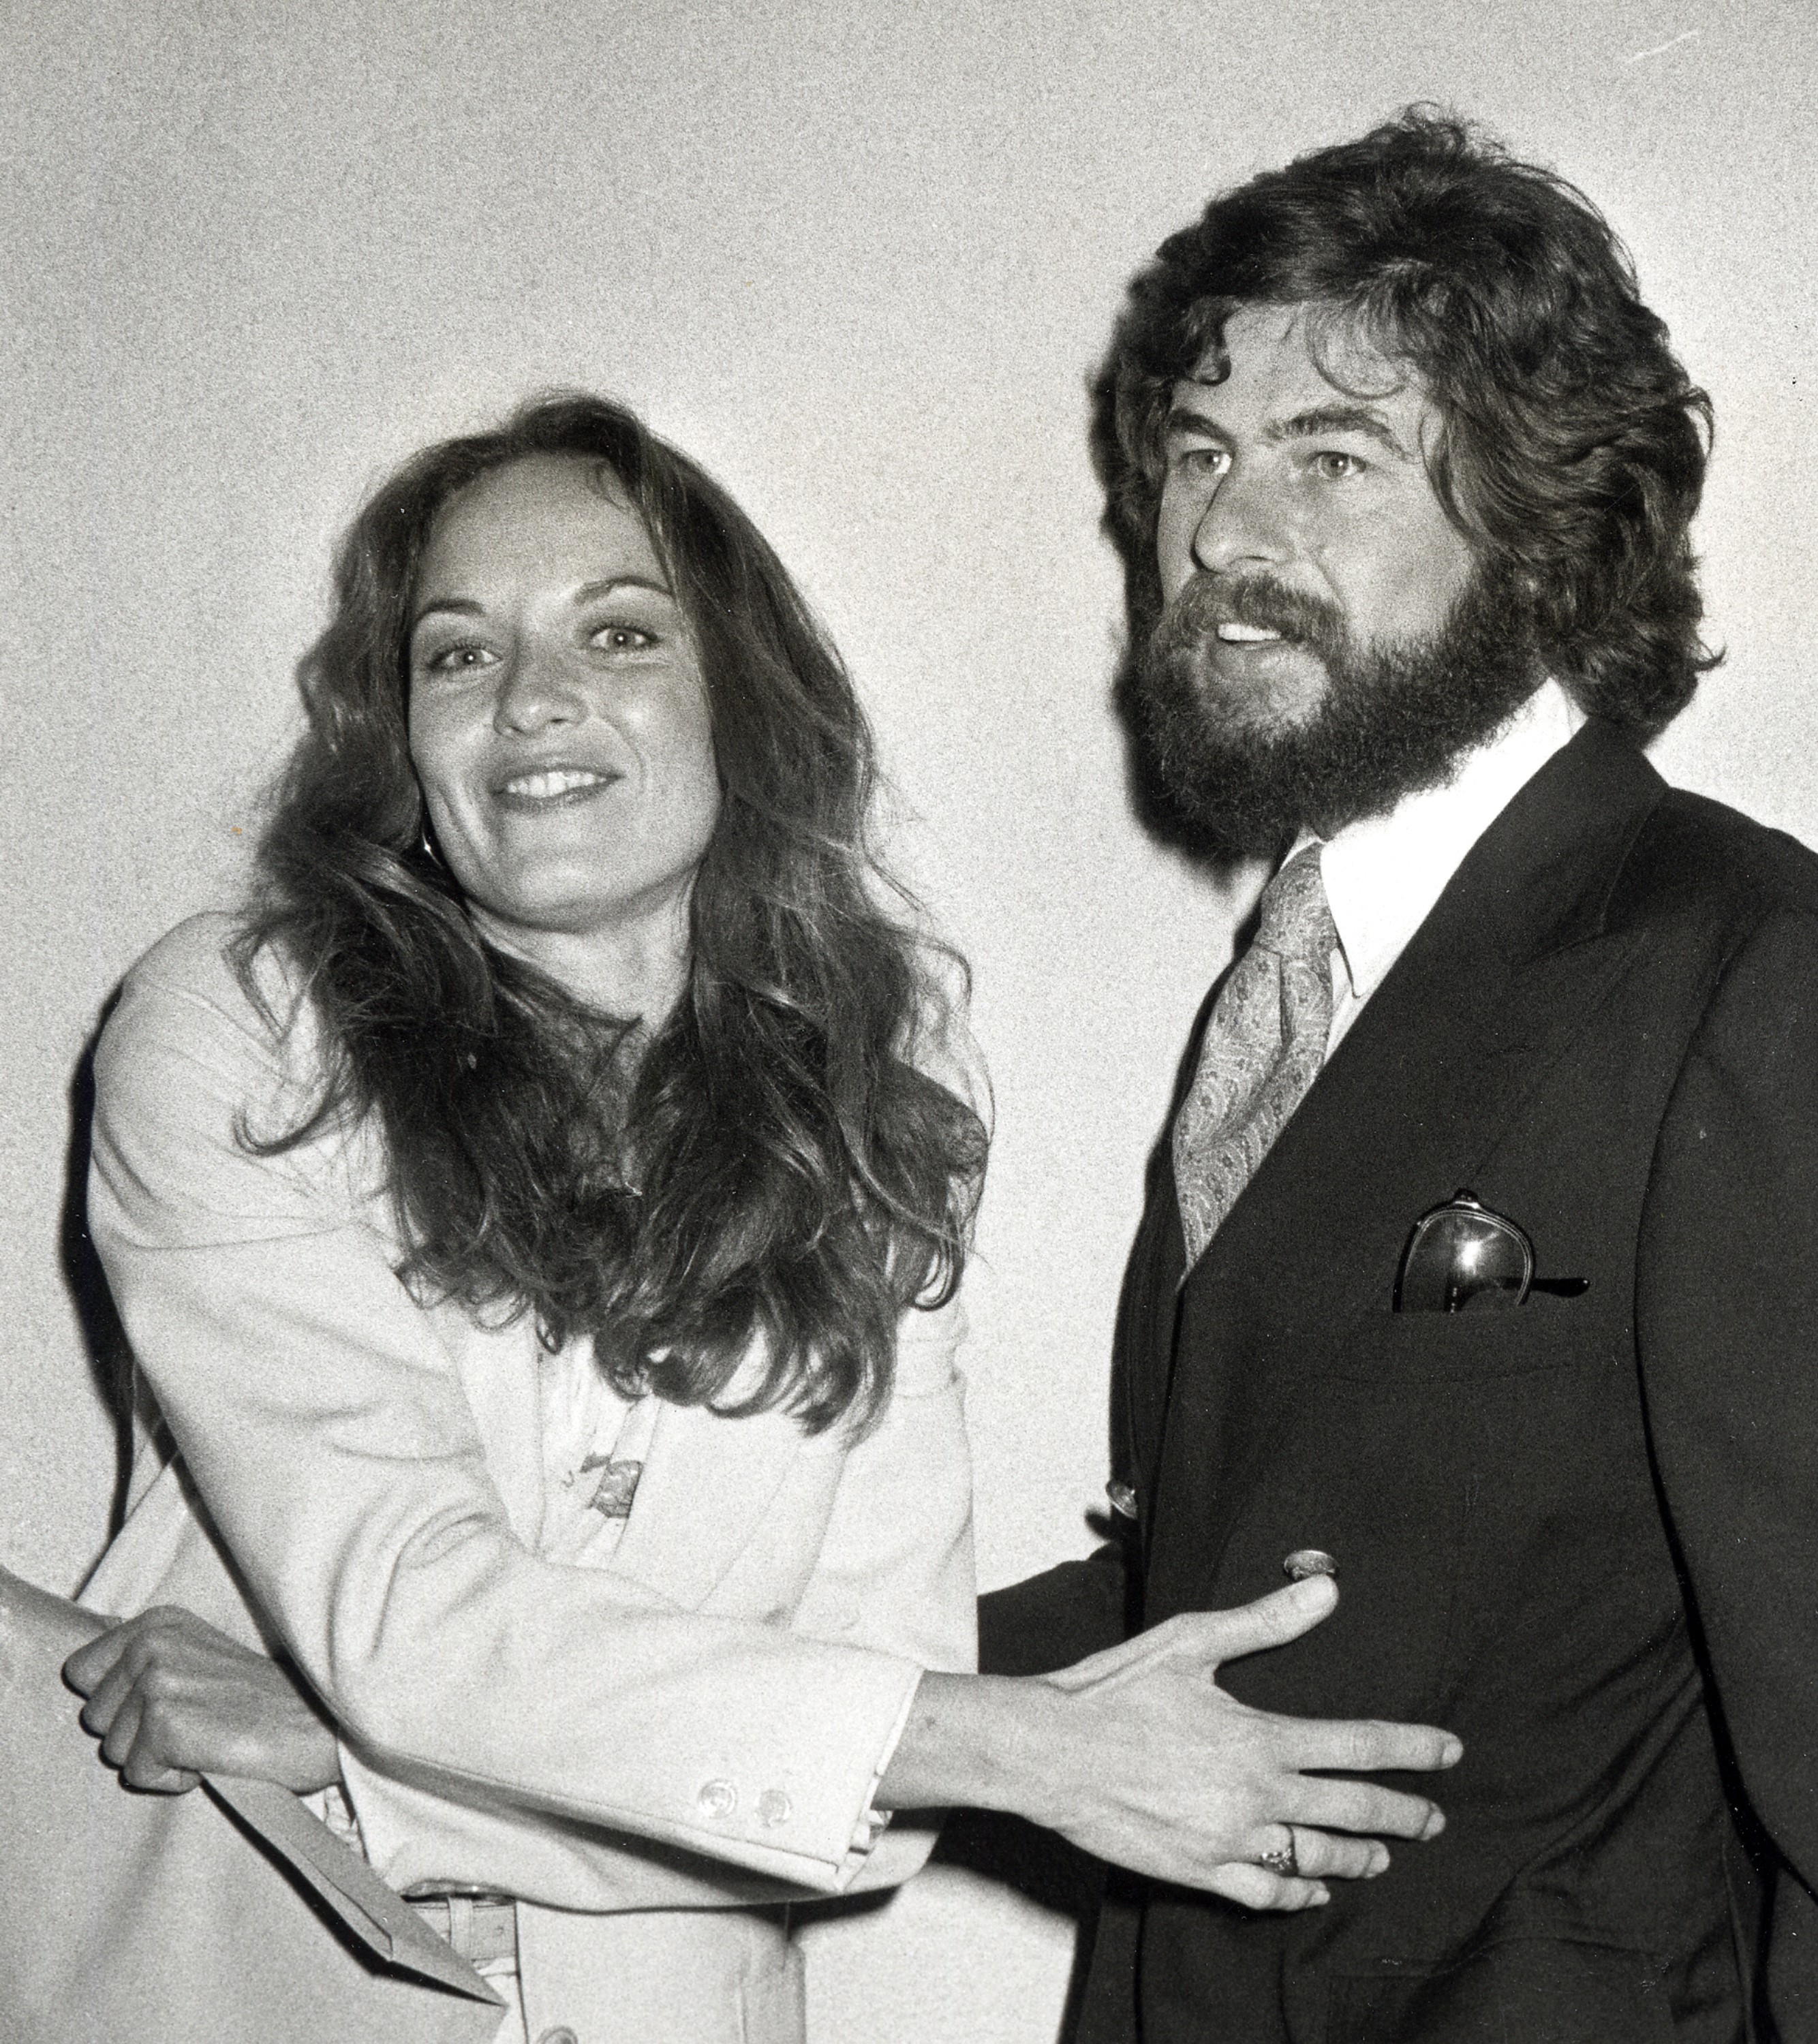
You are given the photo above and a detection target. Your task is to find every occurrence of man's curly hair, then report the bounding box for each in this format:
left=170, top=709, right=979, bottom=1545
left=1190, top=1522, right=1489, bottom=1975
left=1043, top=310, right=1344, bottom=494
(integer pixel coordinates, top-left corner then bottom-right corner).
left=1094, top=108, right=1718, bottom=739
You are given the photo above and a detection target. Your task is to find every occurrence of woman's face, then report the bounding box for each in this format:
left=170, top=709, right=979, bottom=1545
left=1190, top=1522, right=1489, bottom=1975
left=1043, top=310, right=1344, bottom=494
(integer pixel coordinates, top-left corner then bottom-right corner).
left=407, top=454, right=721, bottom=993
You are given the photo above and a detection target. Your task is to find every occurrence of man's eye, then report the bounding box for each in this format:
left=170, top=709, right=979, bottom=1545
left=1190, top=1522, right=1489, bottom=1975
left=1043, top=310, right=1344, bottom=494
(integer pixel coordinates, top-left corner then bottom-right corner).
left=1313, top=451, right=1365, bottom=480
left=1169, top=444, right=1227, bottom=478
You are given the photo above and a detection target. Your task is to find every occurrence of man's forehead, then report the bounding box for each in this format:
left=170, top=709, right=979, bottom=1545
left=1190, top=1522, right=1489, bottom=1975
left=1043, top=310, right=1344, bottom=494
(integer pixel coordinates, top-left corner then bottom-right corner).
left=1173, top=301, right=1431, bottom=427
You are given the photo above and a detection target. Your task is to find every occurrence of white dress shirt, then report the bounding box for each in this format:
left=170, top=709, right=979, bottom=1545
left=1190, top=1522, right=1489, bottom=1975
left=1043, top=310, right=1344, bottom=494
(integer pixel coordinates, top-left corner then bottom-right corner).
left=1307, top=680, right=1586, bottom=1056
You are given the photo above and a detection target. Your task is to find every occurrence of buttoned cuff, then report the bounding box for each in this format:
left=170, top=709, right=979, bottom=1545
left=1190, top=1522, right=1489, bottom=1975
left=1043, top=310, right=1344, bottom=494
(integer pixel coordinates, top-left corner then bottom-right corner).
left=840, top=1667, right=919, bottom=1869
left=332, top=1646, right=927, bottom=1908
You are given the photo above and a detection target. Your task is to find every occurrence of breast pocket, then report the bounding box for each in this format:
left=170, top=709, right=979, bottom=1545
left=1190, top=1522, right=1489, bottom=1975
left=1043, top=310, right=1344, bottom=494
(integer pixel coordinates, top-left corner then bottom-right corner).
left=1325, top=1297, right=1614, bottom=1385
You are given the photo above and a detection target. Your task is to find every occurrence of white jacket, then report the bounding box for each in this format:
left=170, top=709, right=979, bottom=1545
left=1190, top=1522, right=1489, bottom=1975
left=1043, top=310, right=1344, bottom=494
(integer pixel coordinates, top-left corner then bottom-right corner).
left=82, top=915, right=976, bottom=2043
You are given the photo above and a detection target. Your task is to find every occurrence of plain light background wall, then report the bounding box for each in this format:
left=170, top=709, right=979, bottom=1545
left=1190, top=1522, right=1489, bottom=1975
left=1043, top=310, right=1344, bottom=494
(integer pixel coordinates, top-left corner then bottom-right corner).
left=4, top=1, right=1815, bottom=2036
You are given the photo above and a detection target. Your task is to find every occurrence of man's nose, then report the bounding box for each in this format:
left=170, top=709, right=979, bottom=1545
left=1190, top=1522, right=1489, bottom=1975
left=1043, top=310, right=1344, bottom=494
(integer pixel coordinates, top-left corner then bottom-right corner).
left=1190, top=466, right=1290, bottom=575
left=493, top=644, right=585, bottom=733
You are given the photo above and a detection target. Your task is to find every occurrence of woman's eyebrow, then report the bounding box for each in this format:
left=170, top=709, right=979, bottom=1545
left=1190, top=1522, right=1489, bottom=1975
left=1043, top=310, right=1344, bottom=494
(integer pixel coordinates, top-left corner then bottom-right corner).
left=576, top=575, right=675, bottom=603
left=410, top=577, right=677, bottom=631
left=410, top=596, right=483, bottom=629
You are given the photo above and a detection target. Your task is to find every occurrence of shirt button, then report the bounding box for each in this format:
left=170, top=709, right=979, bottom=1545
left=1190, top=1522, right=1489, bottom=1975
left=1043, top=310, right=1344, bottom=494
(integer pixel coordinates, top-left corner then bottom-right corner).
left=757, top=1788, right=792, bottom=1828
left=697, top=1778, right=739, bottom=1820
left=1106, top=1481, right=1139, bottom=1520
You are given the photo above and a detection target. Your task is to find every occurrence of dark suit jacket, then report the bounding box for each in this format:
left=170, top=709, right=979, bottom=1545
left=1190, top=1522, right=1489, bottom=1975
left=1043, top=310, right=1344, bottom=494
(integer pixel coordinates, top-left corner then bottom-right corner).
left=983, top=722, right=1818, bottom=2043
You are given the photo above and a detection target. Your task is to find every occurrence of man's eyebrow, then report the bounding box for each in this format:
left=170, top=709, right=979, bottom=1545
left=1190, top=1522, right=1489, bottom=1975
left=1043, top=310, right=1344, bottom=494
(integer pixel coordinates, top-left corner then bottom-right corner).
left=1267, top=404, right=1412, bottom=459
left=1162, top=403, right=1234, bottom=446
left=1161, top=399, right=1415, bottom=461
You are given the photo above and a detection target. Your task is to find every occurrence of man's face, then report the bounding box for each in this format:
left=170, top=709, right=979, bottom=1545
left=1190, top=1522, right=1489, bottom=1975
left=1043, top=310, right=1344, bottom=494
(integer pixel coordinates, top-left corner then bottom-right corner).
left=1154, top=303, right=1474, bottom=710
left=1127, top=303, right=1542, bottom=854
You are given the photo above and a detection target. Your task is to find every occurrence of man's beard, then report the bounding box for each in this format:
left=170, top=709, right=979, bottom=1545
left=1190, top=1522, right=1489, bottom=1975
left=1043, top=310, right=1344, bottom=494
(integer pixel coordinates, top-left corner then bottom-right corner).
left=1118, top=561, right=1545, bottom=860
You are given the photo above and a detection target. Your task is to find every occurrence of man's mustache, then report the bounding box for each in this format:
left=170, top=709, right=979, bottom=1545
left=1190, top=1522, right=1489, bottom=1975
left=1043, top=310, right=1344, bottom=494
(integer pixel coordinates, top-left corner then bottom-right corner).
left=1150, top=573, right=1349, bottom=663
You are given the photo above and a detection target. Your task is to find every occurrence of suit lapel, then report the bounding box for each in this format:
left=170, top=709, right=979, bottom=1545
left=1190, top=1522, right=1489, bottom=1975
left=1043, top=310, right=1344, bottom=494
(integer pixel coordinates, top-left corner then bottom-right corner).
left=1145, top=723, right=1666, bottom=1577
left=436, top=1307, right=548, bottom=1549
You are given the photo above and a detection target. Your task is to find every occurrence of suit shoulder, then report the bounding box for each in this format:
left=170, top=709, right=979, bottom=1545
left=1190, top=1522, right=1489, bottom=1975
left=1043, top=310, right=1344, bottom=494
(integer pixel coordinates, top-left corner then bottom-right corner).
left=1615, top=784, right=1818, bottom=933
left=114, top=912, right=310, bottom=1029
left=119, top=912, right=247, bottom=1004
left=99, top=913, right=318, bottom=1109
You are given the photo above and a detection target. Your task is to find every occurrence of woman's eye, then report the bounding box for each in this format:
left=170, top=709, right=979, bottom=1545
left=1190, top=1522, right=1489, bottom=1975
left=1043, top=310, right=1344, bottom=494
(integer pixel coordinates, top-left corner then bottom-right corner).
left=594, top=625, right=658, bottom=653
left=420, top=642, right=496, bottom=674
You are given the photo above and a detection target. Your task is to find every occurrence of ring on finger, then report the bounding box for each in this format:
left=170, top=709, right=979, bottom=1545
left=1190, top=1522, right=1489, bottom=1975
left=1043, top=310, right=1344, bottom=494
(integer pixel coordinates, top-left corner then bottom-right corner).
left=1254, top=1827, right=1299, bottom=1878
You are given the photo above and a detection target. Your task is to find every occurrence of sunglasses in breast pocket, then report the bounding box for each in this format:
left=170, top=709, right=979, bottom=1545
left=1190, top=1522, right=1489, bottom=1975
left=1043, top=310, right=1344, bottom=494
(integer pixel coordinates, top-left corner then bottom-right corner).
left=1394, top=1190, right=1589, bottom=1313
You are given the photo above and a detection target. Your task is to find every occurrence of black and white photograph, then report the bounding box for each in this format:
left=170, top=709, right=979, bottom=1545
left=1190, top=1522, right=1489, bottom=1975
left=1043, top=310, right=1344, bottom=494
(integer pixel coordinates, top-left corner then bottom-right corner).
left=3, top=3, right=1816, bottom=2039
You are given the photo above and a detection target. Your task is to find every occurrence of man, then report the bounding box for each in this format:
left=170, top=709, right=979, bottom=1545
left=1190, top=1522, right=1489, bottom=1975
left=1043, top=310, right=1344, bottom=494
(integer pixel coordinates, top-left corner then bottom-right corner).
left=984, top=110, right=1818, bottom=2042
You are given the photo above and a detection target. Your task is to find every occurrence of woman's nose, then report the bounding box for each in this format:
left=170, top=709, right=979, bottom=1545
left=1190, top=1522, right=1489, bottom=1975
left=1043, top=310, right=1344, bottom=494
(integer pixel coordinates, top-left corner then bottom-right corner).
left=492, top=644, right=586, bottom=734
left=1190, top=467, right=1289, bottom=575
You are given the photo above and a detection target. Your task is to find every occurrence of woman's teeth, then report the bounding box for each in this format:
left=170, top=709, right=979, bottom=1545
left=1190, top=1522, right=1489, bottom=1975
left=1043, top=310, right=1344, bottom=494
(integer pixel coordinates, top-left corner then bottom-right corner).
left=506, top=769, right=608, bottom=797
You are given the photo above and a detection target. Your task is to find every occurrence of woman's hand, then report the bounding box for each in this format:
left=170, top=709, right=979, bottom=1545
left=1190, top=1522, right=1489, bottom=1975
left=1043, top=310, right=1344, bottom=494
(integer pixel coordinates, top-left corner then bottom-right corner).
left=880, top=1575, right=1461, bottom=1910
left=63, top=1606, right=342, bottom=1795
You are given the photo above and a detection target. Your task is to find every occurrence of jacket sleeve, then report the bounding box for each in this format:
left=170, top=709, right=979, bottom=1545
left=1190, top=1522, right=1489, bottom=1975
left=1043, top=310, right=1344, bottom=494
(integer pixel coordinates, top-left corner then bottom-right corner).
left=1637, top=905, right=1818, bottom=1902
left=86, top=920, right=931, bottom=1902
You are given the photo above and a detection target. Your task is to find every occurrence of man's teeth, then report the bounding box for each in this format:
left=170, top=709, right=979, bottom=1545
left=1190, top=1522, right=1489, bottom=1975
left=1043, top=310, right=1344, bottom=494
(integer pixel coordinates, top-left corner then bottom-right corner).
left=1216, top=622, right=1282, bottom=643
left=507, top=769, right=608, bottom=797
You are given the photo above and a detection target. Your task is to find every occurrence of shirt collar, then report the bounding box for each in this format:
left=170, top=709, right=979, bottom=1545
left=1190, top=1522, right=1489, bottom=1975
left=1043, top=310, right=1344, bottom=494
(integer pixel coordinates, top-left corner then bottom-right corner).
left=1305, top=680, right=1586, bottom=1006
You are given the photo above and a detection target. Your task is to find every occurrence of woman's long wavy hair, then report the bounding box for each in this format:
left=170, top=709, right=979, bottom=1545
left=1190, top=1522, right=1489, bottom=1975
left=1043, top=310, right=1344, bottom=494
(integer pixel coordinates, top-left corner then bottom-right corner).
left=238, top=394, right=987, bottom=1434
left=1095, top=108, right=1719, bottom=739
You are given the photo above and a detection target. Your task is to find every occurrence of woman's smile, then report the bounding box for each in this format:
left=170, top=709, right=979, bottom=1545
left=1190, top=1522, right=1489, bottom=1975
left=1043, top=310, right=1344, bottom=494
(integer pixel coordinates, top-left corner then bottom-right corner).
left=406, top=452, right=722, bottom=1001
left=493, top=763, right=625, bottom=807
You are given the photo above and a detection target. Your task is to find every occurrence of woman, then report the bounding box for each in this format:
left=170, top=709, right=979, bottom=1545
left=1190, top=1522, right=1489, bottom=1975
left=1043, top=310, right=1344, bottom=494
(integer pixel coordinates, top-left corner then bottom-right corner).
left=65, top=395, right=1456, bottom=2044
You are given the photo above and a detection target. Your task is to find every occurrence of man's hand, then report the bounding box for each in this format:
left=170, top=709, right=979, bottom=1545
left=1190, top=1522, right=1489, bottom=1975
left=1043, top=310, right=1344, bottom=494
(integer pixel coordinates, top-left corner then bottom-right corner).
left=882, top=1575, right=1460, bottom=1911
left=63, top=1605, right=342, bottom=1795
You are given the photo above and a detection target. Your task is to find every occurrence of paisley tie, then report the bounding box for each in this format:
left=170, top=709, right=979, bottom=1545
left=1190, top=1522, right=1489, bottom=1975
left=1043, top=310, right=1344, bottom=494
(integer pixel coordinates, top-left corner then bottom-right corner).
left=1171, top=844, right=1338, bottom=1271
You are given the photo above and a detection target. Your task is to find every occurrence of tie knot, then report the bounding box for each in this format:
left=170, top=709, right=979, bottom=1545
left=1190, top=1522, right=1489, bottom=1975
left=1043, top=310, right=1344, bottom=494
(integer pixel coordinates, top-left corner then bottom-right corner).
left=1257, top=846, right=1334, bottom=969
